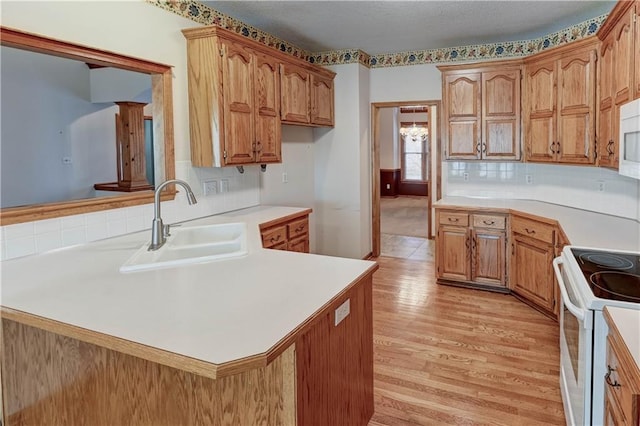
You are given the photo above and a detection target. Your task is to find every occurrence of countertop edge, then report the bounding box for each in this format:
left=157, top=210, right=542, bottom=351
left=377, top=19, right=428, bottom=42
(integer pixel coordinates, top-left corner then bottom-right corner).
left=2, top=263, right=379, bottom=379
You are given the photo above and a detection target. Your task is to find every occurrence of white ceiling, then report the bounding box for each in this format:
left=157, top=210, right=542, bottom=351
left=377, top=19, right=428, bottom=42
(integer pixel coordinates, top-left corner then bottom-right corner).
left=201, top=1, right=616, bottom=54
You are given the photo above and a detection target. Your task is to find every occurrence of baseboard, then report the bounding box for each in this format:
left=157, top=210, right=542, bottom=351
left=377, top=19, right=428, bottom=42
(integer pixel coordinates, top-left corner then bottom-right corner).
left=362, top=252, right=374, bottom=260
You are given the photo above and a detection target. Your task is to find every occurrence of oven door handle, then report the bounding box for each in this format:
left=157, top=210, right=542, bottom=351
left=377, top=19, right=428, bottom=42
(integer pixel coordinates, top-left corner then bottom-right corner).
left=553, top=257, right=585, bottom=321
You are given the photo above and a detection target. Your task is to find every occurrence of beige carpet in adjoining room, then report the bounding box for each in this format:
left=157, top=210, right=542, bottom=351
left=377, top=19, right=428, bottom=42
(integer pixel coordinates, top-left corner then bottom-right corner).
left=380, top=196, right=428, bottom=238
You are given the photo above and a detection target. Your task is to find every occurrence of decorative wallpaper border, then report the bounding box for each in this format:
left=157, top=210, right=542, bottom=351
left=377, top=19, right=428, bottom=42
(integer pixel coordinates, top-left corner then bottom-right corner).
left=149, top=1, right=608, bottom=68
left=368, top=14, right=607, bottom=68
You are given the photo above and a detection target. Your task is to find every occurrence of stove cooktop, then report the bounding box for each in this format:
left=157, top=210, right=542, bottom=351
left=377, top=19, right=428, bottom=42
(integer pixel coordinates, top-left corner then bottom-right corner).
left=571, top=248, right=640, bottom=303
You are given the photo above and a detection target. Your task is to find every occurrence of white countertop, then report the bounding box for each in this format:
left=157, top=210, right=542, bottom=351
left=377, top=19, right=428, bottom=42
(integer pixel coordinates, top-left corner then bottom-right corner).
left=1, top=206, right=376, bottom=366
left=605, top=306, right=640, bottom=371
left=435, top=197, right=640, bottom=251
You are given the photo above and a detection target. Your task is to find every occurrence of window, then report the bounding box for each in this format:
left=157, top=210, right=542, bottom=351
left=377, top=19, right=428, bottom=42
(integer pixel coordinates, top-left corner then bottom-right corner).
left=400, top=122, right=428, bottom=182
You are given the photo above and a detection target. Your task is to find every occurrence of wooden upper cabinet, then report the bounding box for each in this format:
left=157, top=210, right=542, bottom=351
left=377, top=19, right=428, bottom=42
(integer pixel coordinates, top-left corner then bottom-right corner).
left=598, top=39, right=617, bottom=168
left=182, top=26, right=335, bottom=167
left=254, top=52, right=281, bottom=164
left=523, top=38, right=597, bottom=165
left=280, top=63, right=311, bottom=124
left=439, top=61, right=522, bottom=161
left=222, top=40, right=256, bottom=165
left=556, top=48, right=596, bottom=164
left=443, top=72, right=482, bottom=159
left=524, top=60, right=556, bottom=162
left=310, top=72, right=334, bottom=126
left=482, top=70, right=521, bottom=160
left=612, top=6, right=635, bottom=105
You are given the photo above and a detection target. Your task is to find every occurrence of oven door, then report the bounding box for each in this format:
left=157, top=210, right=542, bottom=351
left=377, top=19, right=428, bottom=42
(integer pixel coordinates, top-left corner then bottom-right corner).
left=553, top=257, right=594, bottom=426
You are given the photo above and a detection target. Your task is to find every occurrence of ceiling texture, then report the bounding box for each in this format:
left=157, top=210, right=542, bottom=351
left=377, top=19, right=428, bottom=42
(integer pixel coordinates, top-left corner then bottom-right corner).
left=200, top=1, right=616, bottom=55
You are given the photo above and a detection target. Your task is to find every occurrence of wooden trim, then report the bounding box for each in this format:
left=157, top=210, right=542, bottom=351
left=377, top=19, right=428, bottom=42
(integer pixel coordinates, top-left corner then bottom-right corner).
left=597, top=0, right=636, bottom=40
left=522, top=35, right=599, bottom=63
left=182, top=26, right=335, bottom=80
left=399, top=106, right=429, bottom=113
left=437, top=58, right=524, bottom=73
left=0, top=26, right=176, bottom=225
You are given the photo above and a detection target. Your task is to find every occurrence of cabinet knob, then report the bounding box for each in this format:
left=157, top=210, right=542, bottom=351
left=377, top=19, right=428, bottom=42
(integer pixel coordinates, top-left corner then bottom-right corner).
left=483, top=220, right=495, bottom=225
left=525, top=228, right=536, bottom=235
left=448, top=217, right=459, bottom=223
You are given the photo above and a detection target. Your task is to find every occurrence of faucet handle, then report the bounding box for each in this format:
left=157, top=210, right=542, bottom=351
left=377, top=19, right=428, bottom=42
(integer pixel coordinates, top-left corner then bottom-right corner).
left=163, top=224, right=171, bottom=238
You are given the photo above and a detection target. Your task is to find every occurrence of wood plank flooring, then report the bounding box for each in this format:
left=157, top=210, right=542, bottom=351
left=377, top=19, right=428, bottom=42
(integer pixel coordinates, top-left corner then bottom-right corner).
left=369, top=256, right=564, bottom=425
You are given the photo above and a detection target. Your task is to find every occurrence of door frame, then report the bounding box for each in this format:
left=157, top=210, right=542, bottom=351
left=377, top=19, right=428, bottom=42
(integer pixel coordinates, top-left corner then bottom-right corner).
left=371, top=100, right=442, bottom=258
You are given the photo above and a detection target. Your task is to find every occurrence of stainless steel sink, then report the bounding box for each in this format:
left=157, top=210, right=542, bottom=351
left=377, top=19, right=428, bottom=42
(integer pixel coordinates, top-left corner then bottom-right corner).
left=120, top=223, right=248, bottom=273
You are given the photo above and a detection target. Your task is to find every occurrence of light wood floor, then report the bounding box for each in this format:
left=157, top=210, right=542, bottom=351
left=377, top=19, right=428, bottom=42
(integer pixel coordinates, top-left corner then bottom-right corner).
left=369, top=256, right=564, bottom=426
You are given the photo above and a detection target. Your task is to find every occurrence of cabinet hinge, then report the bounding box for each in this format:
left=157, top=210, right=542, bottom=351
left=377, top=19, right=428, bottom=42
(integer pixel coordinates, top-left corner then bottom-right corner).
left=219, top=48, right=224, bottom=57
left=223, top=150, right=227, bottom=159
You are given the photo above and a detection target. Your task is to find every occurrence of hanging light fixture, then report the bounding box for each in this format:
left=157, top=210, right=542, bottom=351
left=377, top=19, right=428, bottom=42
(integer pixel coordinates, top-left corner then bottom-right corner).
left=400, top=122, right=428, bottom=141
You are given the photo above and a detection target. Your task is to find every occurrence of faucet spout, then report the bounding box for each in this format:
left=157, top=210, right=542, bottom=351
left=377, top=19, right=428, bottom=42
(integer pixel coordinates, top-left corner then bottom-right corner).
left=149, top=179, right=197, bottom=251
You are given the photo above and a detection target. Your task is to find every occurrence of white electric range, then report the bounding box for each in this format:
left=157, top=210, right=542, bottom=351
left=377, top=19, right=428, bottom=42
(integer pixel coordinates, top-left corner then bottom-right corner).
left=553, top=246, right=640, bottom=426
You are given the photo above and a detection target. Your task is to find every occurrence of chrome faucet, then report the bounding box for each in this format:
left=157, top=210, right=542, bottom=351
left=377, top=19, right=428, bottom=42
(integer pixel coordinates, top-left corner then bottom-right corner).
left=148, top=179, right=197, bottom=251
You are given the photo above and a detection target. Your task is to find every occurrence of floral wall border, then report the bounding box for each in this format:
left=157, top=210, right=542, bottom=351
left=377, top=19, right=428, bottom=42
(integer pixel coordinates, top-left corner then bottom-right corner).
left=148, top=1, right=607, bottom=68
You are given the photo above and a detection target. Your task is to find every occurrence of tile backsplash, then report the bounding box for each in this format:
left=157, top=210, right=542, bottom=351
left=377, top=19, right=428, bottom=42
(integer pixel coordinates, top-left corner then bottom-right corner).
left=0, top=161, right=260, bottom=261
left=444, top=161, right=640, bottom=220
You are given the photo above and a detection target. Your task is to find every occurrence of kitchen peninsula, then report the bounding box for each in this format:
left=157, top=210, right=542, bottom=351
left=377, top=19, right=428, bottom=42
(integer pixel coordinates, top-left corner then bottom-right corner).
left=1, top=206, right=377, bottom=425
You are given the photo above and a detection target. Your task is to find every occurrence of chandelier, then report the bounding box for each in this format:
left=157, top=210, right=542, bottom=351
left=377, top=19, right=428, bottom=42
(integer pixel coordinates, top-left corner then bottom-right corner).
left=400, top=122, right=428, bottom=141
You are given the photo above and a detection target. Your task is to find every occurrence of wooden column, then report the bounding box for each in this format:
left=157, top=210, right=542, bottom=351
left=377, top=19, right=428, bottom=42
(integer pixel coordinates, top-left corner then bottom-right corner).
left=94, top=101, right=153, bottom=192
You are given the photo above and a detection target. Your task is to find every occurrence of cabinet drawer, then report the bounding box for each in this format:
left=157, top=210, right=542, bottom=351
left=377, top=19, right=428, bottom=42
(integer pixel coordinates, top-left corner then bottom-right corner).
left=288, top=217, right=309, bottom=239
left=288, top=235, right=309, bottom=253
left=511, top=216, right=554, bottom=244
left=261, top=225, right=287, bottom=248
left=438, top=211, right=469, bottom=227
left=472, top=214, right=506, bottom=230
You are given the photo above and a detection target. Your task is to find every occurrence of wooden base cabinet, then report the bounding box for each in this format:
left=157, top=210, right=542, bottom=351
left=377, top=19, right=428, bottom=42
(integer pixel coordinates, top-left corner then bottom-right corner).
left=260, top=210, right=311, bottom=253
left=509, top=214, right=558, bottom=319
left=603, top=310, right=640, bottom=426
left=436, top=209, right=507, bottom=291
left=1, top=270, right=375, bottom=426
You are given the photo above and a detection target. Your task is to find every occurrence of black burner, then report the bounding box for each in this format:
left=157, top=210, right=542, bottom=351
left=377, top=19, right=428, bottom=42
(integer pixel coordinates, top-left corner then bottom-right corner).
left=579, top=253, right=634, bottom=270
left=571, top=248, right=640, bottom=303
left=590, top=272, right=640, bottom=303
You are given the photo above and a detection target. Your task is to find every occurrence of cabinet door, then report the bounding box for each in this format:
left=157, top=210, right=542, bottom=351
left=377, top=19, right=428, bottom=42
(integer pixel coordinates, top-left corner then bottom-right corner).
left=471, top=229, right=506, bottom=287
left=613, top=7, right=635, bottom=105
left=280, top=63, right=310, bottom=124
left=288, top=235, right=309, bottom=253
left=437, top=225, right=471, bottom=281
left=310, top=73, right=334, bottom=126
left=254, top=52, right=281, bottom=164
left=635, top=3, right=640, bottom=99
left=511, top=234, right=555, bottom=316
left=524, top=60, right=556, bottom=162
left=598, top=39, right=617, bottom=168
left=556, top=48, right=596, bottom=164
left=222, top=40, right=255, bottom=165
left=444, top=73, right=481, bottom=159
left=482, top=70, right=521, bottom=160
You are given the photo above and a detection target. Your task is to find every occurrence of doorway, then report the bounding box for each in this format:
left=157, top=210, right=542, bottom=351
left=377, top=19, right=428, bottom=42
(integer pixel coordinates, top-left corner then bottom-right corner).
left=371, top=101, right=441, bottom=258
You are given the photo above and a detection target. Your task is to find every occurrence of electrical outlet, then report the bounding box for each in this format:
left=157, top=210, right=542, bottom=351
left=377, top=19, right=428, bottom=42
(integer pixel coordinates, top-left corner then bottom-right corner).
left=463, top=172, right=469, bottom=181
left=203, top=179, right=218, bottom=196
left=334, top=299, right=350, bottom=326
left=220, top=179, right=229, bottom=193
left=386, top=183, right=391, bottom=190
left=282, top=172, right=288, bottom=183
left=525, top=174, right=533, bottom=185
left=597, top=180, right=605, bottom=192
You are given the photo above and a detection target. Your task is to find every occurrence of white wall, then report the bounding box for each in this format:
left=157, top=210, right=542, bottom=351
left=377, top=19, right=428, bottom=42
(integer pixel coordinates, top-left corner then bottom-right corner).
left=90, top=67, right=152, bottom=103
left=0, top=1, right=261, bottom=260
left=1, top=46, right=119, bottom=207
left=259, top=125, right=317, bottom=252
left=312, top=63, right=371, bottom=258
